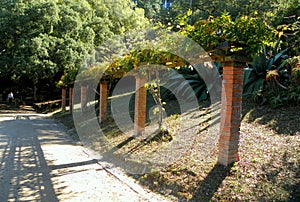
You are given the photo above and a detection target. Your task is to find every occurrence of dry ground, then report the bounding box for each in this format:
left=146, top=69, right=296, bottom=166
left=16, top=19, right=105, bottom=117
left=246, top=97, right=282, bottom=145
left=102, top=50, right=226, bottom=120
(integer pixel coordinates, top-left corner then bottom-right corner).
left=53, top=99, right=300, bottom=201
left=0, top=104, right=169, bottom=201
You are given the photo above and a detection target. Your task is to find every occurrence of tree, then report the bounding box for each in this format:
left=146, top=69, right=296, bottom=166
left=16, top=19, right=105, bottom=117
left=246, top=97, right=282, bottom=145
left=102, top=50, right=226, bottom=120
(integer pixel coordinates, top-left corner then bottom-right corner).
left=133, top=0, right=162, bottom=22
left=0, top=0, right=148, bottom=100
left=135, top=0, right=285, bottom=31
left=58, top=0, right=149, bottom=87
left=0, top=0, right=87, bottom=99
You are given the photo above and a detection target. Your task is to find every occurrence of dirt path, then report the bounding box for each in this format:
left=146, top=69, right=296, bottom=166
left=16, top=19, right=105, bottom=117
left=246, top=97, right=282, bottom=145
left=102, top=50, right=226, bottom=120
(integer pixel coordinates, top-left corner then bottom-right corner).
left=0, top=110, right=169, bottom=201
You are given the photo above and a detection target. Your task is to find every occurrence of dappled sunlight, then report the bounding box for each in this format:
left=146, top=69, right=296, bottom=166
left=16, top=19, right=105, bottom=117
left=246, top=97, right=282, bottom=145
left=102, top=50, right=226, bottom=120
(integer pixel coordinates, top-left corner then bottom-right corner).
left=74, top=97, right=221, bottom=175
left=0, top=127, right=60, bottom=201
left=0, top=117, right=82, bottom=201
left=242, top=100, right=300, bottom=136
left=238, top=121, right=300, bottom=200
left=42, top=144, right=94, bottom=166
left=1, top=114, right=156, bottom=201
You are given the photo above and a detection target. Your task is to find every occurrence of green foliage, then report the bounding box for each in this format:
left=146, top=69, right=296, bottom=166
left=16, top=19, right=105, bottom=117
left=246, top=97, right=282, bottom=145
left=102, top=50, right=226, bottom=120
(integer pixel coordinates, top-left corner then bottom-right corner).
left=242, top=41, right=300, bottom=108
left=267, top=55, right=300, bottom=107
left=271, top=0, right=300, bottom=27
left=153, top=0, right=278, bottom=30
left=182, top=0, right=274, bottom=19
left=133, top=0, right=162, bottom=22
left=164, top=67, right=207, bottom=101
left=265, top=85, right=300, bottom=108
left=276, top=16, right=300, bottom=55
left=289, top=56, right=300, bottom=85
left=79, top=27, right=207, bottom=81
left=188, top=13, right=275, bottom=56
left=243, top=43, right=290, bottom=97
left=243, top=68, right=265, bottom=97
left=145, top=67, right=166, bottom=130
left=0, top=0, right=149, bottom=95
left=105, top=0, right=148, bottom=34
left=0, top=0, right=94, bottom=93
left=163, top=63, right=222, bottom=102
left=57, top=68, right=79, bottom=88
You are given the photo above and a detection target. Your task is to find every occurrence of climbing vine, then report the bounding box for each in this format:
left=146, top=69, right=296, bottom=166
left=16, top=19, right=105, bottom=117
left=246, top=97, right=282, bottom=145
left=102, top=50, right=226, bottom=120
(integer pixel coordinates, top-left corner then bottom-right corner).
left=187, top=13, right=275, bottom=56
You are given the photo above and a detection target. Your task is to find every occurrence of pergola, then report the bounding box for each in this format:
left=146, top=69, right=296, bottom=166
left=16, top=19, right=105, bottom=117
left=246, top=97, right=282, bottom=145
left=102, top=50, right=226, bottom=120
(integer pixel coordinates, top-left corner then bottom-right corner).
left=61, top=46, right=249, bottom=167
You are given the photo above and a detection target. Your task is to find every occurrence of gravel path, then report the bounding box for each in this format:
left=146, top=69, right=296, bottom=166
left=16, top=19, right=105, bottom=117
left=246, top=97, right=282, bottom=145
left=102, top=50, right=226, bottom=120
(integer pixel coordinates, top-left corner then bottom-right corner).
left=0, top=112, right=169, bottom=202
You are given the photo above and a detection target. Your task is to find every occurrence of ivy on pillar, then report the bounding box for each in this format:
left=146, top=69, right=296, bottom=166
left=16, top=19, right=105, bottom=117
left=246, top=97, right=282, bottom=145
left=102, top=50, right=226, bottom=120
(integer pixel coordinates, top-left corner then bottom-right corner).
left=218, top=56, right=246, bottom=166
left=134, top=75, right=147, bottom=136
left=61, top=88, right=66, bottom=111
left=81, top=85, right=87, bottom=112
left=69, top=87, right=73, bottom=114
left=99, top=82, right=108, bottom=123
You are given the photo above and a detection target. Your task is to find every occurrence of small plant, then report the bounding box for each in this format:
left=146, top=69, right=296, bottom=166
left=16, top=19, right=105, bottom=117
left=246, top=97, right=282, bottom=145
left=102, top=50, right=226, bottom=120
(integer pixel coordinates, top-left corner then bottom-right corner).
left=243, top=41, right=290, bottom=105
left=288, top=56, right=300, bottom=85
left=265, top=84, right=300, bottom=108
left=145, top=69, right=165, bottom=131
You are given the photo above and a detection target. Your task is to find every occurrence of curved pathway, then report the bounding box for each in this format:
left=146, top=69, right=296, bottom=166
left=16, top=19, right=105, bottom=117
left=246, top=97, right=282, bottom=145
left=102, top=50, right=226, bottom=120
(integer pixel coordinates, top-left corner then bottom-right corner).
left=0, top=110, right=169, bottom=201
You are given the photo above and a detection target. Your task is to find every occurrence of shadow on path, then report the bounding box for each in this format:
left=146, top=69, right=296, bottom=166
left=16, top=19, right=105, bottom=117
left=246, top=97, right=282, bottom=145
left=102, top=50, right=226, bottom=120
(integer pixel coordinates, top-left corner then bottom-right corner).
left=0, top=116, right=97, bottom=201
left=0, top=117, right=59, bottom=201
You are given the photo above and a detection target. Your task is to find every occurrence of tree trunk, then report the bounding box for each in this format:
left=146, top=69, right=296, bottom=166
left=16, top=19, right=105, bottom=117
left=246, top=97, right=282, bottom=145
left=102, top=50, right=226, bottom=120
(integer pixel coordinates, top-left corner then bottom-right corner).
left=62, top=88, right=66, bottom=111
left=33, top=85, right=37, bottom=101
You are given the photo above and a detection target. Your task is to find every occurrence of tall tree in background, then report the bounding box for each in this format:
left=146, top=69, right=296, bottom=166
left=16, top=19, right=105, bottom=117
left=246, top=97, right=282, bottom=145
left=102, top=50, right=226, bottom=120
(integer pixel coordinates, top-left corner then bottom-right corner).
left=136, top=0, right=298, bottom=30
left=134, top=0, right=162, bottom=22
left=0, top=0, right=148, bottom=100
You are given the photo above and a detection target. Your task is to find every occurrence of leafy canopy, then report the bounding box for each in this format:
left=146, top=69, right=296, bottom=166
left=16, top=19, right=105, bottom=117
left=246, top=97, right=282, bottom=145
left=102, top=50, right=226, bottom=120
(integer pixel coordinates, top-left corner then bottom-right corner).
left=0, top=0, right=148, bottom=90
left=187, top=13, right=275, bottom=56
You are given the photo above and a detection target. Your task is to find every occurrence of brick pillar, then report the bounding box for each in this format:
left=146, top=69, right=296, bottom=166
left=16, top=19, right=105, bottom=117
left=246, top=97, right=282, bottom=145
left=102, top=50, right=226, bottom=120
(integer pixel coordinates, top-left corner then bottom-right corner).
left=62, top=88, right=66, bottom=111
left=99, top=83, right=108, bottom=123
left=81, top=85, right=87, bottom=112
left=134, top=76, right=147, bottom=136
left=218, top=61, right=244, bottom=166
left=69, top=87, right=73, bottom=114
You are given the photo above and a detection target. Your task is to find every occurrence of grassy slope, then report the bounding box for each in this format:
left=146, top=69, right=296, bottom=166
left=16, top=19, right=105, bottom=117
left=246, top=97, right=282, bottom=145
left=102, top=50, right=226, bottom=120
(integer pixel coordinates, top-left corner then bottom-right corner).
left=52, top=99, right=300, bottom=201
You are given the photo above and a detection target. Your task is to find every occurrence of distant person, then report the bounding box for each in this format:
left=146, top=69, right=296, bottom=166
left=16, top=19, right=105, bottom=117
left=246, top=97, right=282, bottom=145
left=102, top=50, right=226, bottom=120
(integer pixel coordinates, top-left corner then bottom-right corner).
left=8, top=92, right=14, bottom=105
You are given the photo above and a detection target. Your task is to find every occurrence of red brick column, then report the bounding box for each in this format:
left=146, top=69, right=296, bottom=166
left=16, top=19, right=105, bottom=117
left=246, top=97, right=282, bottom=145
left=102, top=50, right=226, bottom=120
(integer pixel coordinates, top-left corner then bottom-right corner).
left=61, top=88, right=66, bottom=111
left=69, top=87, right=73, bottom=114
left=81, top=85, right=87, bottom=112
left=134, top=76, right=147, bottom=136
left=218, top=61, right=244, bottom=166
left=99, top=83, right=108, bottom=123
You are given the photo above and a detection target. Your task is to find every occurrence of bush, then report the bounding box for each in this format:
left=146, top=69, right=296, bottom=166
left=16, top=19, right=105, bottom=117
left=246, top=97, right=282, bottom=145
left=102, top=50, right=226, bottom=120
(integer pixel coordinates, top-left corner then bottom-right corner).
left=162, top=63, right=222, bottom=102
